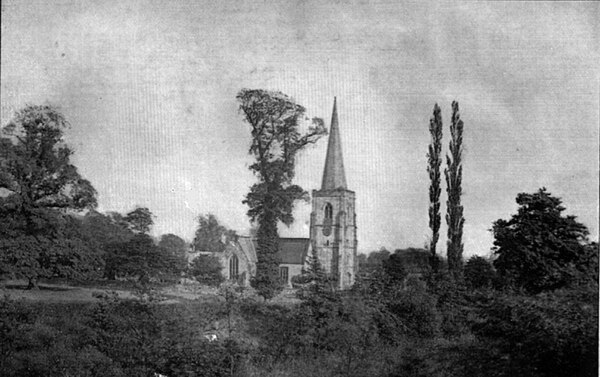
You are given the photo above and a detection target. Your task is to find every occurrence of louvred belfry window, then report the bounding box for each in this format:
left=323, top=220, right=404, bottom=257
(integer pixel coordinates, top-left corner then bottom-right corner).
left=325, top=203, right=333, bottom=219
left=323, top=203, right=333, bottom=236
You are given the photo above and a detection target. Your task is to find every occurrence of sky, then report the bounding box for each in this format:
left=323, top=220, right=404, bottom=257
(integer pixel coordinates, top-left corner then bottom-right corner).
left=1, top=0, right=598, bottom=256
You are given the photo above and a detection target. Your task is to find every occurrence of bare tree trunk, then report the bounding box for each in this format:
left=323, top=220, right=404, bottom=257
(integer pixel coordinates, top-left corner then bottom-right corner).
left=26, top=276, right=39, bottom=290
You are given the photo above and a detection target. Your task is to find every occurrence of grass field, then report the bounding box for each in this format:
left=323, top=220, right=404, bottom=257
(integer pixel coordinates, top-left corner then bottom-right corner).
left=1, top=279, right=301, bottom=305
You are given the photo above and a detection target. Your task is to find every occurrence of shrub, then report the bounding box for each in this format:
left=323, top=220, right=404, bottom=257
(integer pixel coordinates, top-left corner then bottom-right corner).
left=387, top=284, right=441, bottom=338
left=189, top=254, right=225, bottom=287
left=464, top=256, right=495, bottom=290
left=475, top=287, right=598, bottom=377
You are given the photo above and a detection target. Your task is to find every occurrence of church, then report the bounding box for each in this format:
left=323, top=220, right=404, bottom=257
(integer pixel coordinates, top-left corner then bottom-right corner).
left=193, top=98, right=357, bottom=290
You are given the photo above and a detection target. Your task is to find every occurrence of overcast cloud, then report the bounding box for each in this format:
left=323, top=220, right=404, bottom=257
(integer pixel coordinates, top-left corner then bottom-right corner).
left=1, top=0, right=598, bottom=255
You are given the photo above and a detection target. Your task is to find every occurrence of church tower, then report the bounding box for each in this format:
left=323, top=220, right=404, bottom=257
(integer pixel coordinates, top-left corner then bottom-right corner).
left=309, top=98, right=357, bottom=289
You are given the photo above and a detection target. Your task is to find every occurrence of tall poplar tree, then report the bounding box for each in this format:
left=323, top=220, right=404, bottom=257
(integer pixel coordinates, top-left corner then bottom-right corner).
left=427, top=104, right=443, bottom=271
left=237, top=89, right=326, bottom=300
left=445, top=101, right=465, bottom=278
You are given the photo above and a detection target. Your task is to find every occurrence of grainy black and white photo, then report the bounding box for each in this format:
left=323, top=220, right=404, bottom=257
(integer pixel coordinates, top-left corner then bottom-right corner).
left=1, top=1, right=598, bottom=376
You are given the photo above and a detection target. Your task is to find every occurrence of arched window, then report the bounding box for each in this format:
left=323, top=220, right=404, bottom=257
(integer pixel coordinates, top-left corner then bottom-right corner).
left=324, top=203, right=333, bottom=219
left=229, top=254, right=239, bottom=279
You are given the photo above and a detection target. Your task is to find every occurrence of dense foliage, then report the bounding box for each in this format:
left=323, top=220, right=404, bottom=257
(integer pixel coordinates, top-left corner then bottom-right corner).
left=0, top=294, right=240, bottom=377
left=0, top=106, right=98, bottom=287
left=492, top=188, right=595, bottom=293
left=123, top=207, right=154, bottom=235
left=193, top=214, right=237, bottom=253
left=189, top=255, right=225, bottom=287
left=1, top=229, right=597, bottom=377
left=105, top=234, right=185, bottom=283
left=237, top=89, right=326, bottom=300
left=102, top=208, right=186, bottom=283
left=464, top=256, right=495, bottom=290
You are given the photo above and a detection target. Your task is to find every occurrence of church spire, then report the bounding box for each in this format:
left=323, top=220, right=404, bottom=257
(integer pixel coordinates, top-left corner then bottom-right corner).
left=321, top=97, right=348, bottom=190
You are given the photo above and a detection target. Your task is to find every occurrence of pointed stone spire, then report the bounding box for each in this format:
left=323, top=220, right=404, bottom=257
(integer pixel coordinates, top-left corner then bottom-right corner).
left=321, top=97, right=348, bottom=190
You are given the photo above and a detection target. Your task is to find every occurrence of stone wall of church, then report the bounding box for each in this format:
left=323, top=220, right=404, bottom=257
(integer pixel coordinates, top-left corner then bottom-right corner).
left=310, top=189, right=357, bottom=289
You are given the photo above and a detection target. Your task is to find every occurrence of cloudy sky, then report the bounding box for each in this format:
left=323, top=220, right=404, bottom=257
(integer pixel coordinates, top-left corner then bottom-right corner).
left=2, top=0, right=598, bottom=256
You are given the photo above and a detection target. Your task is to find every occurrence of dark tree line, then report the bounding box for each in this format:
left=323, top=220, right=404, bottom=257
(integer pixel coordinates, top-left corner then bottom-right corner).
left=0, top=105, right=223, bottom=287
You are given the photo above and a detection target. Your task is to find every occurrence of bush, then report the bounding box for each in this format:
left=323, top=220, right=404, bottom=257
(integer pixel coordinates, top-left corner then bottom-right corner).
left=387, top=284, right=441, bottom=338
left=0, top=298, right=124, bottom=377
left=188, top=254, right=225, bottom=287
left=475, top=287, right=598, bottom=377
left=464, top=256, right=495, bottom=290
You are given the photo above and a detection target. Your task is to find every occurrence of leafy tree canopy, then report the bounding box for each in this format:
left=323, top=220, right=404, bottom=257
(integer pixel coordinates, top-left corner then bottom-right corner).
left=124, top=207, right=153, bottom=234
left=105, top=233, right=178, bottom=283
left=464, top=256, right=495, bottom=290
left=188, top=254, right=224, bottom=287
left=0, top=105, right=97, bottom=214
left=82, top=210, right=133, bottom=247
left=159, top=233, right=187, bottom=254
left=157, top=233, right=189, bottom=279
left=237, top=89, right=326, bottom=226
left=192, top=214, right=236, bottom=253
left=492, top=188, right=595, bottom=293
left=358, top=248, right=390, bottom=275
left=0, top=105, right=99, bottom=287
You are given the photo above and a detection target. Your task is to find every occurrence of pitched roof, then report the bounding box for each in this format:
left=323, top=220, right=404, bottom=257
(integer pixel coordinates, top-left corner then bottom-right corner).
left=321, top=97, right=348, bottom=190
left=237, top=236, right=258, bottom=264
left=278, top=238, right=310, bottom=265
left=237, top=237, right=309, bottom=265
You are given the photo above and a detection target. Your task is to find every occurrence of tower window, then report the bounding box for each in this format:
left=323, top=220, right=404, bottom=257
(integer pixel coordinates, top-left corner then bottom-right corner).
left=324, top=203, right=333, bottom=219
left=229, top=255, right=239, bottom=279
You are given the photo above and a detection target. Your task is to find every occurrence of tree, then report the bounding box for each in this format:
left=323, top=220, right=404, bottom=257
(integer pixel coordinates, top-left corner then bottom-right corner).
left=105, top=233, right=169, bottom=283
left=84, top=211, right=137, bottom=280
left=124, top=207, right=153, bottom=234
left=82, top=210, right=133, bottom=247
left=445, top=101, right=465, bottom=279
left=103, top=208, right=163, bottom=282
left=366, top=247, right=391, bottom=266
left=492, top=188, right=594, bottom=293
left=427, top=103, right=443, bottom=272
left=0, top=105, right=98, bottom=288
left=237, top=89, right=326, bottom=300
left=357, top=248, right=390, bottom=275
left=299, top=247, right=336, bottom=299
left=157, top=233, right=189, bottom=279
left=464, top=256, right=495, bottom=289
left=193, top=214, right=236, bottom=253
left=382, top=252, right=407, bottom=284
left=189, top=255, right=225, bottom=287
